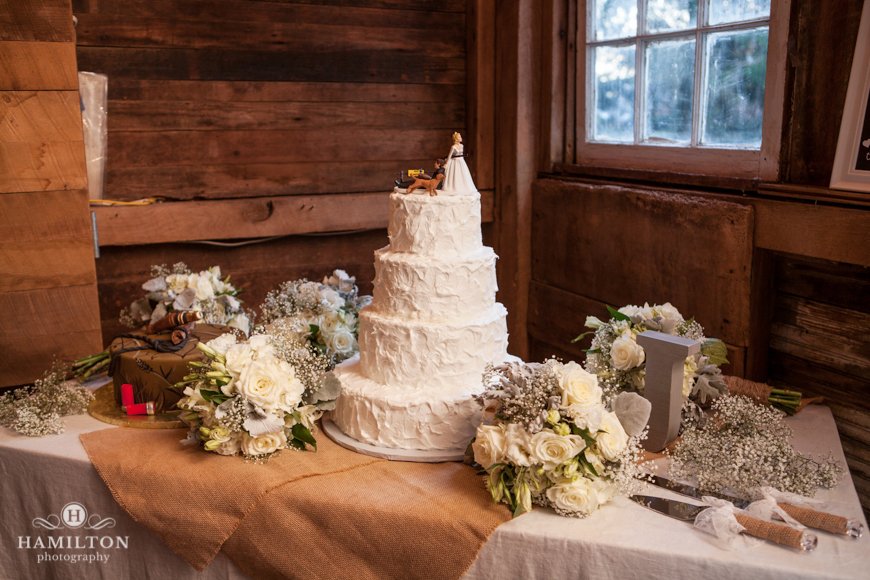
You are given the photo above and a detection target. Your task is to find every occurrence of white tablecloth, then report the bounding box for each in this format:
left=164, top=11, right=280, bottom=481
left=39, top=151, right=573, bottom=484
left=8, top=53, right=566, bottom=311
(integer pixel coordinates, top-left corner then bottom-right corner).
left=0, top=401, right=867, bottom=580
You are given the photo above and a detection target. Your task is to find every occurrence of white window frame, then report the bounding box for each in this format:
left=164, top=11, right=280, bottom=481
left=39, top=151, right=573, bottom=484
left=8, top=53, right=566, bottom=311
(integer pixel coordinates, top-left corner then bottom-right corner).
left=575, top=0, right=790, bottom=181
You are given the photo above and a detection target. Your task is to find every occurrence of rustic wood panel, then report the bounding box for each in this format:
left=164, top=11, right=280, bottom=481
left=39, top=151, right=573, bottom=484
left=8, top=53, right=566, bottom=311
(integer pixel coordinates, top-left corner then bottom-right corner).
left=94, top=190, right=493, bottom=247
left=0, top=90, right=87, bottom=193
left=783, top=0, right=864, bottom=186
left=107, top=79, right=462, bottom=103
left=108, top=100, right=462, bottom=132
left=753, top=198, right=870, bottom=267
left=528, top=280, right=746, bottom=376
left=73, top=0, right=466, bottom=16
left=0, top=285, right=102, bottom=386
left=0, top=41, right=78, bottom=90
left=532, top=178, right=755, bottom=348
left=0, top=0, right=75, bottom=42
left=95, top=230, right=386, bottom=342
left=467, top=0, right=495, bottom=190
left=0, top=189, right=96, bottom=292
left=77, top=47, right=464, bottom=84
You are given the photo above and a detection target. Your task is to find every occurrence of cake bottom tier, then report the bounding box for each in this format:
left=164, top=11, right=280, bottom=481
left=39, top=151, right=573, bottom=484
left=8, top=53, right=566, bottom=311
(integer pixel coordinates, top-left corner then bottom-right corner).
left=331, top=356, right=483, bottom=451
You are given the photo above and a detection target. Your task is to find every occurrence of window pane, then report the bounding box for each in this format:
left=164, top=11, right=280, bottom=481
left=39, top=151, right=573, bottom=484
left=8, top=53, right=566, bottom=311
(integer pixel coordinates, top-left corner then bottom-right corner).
left=644, top=38, right=695, bottom=144
left=592, top=45, right=636, bottom=142
left=707, top=0, right=770, bottom=25
left=646, top=0, right=697, bottom=33
left=702, top=27, right=768, bottom=148
left=592, top=0, right=637, bottom=40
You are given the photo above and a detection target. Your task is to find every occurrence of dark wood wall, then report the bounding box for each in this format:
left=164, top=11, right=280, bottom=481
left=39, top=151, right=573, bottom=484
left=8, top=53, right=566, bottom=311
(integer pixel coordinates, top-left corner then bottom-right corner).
left=0, top=0, right=102, bottom=386
left=69, top=0, right=474, bottom=339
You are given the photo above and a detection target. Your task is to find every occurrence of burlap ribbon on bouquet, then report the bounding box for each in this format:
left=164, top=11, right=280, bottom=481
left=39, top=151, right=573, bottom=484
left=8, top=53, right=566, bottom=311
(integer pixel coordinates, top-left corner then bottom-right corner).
left=80, top=427, right=509, bottom=579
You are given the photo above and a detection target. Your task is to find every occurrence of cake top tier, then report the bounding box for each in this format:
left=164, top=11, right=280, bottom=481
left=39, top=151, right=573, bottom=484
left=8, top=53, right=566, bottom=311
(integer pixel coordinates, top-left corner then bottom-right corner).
left=387, top=190, right=483, bottom=258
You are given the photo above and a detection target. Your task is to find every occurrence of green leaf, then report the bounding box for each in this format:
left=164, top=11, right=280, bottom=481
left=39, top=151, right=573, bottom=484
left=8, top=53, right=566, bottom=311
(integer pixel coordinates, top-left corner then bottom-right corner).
left=578, top=454, right=599, bottom=477
left=288, top=438, right=306, bottom=450
left=309, top=324, right=320, bottom=336
left=701, top=338, right=729, bottom=366
left=606, top=305, right=631, bottom=322
left=573, top=426, right=598, bottom=448
left=585, top=348, right=601, bottom=354
left=200, top=389, right=230, bottom=405
left=571, top=331, right=593, bottom=344
left=292, top=423, right=317, bottom=450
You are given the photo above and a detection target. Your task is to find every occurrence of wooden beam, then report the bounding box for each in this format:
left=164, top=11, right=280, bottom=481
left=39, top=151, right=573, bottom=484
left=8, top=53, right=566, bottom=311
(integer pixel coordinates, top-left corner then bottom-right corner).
left=467, top=0, right=495, bottom=190
left=752, top=198, right=870, bottom=267
left=0, top=0, right=75, bottom=42
left=93, top=190, right=496, bottom=247
left=0, top=41, right=78, bottom=90
left=493, top=0, right=538, bottom=360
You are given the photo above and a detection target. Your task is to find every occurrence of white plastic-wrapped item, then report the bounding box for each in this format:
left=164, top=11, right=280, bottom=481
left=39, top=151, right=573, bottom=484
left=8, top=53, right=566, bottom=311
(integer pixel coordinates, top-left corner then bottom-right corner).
left=78, top=72, right=108, bottom=199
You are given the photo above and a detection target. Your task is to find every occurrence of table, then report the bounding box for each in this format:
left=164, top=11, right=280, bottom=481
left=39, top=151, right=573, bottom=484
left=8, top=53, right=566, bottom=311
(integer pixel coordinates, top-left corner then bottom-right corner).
left=1, top=400, right=867, bottom=580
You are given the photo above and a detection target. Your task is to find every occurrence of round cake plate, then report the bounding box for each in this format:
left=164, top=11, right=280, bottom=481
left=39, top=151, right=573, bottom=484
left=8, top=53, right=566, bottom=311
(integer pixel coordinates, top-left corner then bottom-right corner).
left=321, top=416, right=467, bottom=463
left=88, top=383, right=185, bottom=429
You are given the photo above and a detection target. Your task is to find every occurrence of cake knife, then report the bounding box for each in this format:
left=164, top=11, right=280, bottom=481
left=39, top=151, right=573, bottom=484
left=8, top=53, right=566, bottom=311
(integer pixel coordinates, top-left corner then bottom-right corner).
left=649, top=475, right=864, bottom=538
left=631, top=494, right=818, bottom=551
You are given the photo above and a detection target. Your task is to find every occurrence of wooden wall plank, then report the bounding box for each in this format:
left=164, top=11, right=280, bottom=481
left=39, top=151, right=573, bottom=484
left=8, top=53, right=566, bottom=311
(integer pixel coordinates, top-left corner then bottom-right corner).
left=0, top=285, right=102, bottom=386
left=74, top=15, right=464, bottom=53
left=77, top=0, right=466, bottom=16
left=93, top=190, right=494, bottom=247
left=95, top=230, right=387, bottom=342
left=108, top=100, right=463, bottom=132
left=0, top=0, right=74, bottom=42
left=0, top=189, right=96, bottom=292
left=107, top=79, right=463, bottom=103
left=77, top=47, right=465, bottom=84
left=467, top=0, right=495, bottom=190
left=532, top=179, right=755, bottom=348
left=753, top=198, right=870, bottom=267
left=0, top=42, right=78, bottom=90
left=0, top=90, right=87, bottom=193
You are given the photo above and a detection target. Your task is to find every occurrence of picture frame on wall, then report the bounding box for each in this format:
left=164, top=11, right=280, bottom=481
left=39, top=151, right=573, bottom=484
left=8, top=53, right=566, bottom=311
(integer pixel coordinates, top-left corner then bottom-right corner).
left=831, top=0, right=870, bottom=192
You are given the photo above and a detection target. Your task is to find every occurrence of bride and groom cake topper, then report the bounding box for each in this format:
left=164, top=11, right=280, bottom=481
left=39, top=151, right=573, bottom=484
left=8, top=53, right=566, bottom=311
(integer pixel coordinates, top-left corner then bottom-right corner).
left=403, top=132, right=477, bottom=196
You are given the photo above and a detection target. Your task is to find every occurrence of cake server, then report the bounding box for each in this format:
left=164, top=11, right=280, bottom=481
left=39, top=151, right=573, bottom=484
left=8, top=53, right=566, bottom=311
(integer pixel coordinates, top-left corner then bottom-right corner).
left=649, top=475, right=863, bottom=538
left=630, top=494, right=818, bottom=551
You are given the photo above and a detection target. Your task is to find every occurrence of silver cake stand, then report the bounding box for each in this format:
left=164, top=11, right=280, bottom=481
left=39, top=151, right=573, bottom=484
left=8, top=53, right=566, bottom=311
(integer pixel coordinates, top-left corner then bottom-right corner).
left=321, top=416, right=468, bottom=463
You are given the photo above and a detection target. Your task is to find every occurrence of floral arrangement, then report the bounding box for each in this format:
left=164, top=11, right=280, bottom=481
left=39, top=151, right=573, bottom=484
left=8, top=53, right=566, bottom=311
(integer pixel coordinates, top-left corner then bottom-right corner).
left=120, top=263, right=251, bottom=335
left=259, top=269, right=371, bottom=368
left=176, top=329, right=338, bottom=458
left=0, top=363, right=93, bottom=437
left=578, top=303, right=729, bottom=415
left=472, top=360, right=645, bottom=517
left=669, top=395, right=841, bottom=497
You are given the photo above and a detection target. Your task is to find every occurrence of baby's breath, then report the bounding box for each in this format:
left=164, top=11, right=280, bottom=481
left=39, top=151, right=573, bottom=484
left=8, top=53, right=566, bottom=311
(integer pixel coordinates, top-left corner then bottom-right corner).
left=0, top=363, right=93, bottom=437
left=669, top=395, right=842, bottom=497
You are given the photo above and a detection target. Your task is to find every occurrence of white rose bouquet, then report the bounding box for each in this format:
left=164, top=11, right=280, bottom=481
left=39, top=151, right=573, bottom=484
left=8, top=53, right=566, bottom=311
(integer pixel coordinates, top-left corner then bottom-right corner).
left=120, top=262, right=252, bottom=335
left=259, top=269, right=372, bottom=368
left=175, top=330, right=339, bottom=458
left=472, top=360, right=645, bottom=518
left=577, top=303, right=729, bottom=414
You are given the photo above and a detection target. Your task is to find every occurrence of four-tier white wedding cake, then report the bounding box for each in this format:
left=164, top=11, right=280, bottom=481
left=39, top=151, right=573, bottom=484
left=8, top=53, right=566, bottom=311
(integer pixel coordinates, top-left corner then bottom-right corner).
left=331, top=174, right=510, bottom=452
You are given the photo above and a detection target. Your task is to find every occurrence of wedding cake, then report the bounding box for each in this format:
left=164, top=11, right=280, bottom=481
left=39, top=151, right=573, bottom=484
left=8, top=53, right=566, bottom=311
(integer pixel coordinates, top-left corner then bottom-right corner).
left=331, top=133, right=510, bottom=452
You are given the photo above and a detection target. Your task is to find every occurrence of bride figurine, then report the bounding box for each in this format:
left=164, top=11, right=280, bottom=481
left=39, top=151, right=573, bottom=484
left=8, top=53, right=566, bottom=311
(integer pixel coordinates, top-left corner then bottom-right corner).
left=442, top=132, right=477, bottom=193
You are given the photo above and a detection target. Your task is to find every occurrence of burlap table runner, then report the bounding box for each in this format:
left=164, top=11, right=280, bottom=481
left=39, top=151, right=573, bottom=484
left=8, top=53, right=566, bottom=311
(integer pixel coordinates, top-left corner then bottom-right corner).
left=80, top=427, right=510, bottom=579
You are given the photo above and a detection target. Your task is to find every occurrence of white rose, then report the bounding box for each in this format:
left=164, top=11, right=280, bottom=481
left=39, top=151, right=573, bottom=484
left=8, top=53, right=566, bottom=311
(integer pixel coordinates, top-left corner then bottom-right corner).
left=165, top=274, right=188, bottom=293
left=568, top=403, right=604, bottom=433
left=472, top=425, right=507, bottom=469
left=246, top=334, right=275, bottom=358
left=617, top=304, right=642, bottom=318
left=319, top=311, right=342, bottom=334
left=206, top=333, right=238, bottom=356
left=503, top=423, right=533, bottom=467
left=596, top=412, right=629, bottom=461
left=590, top=478, right=616, bottom=505
left=656, top=302, right=684, bottom=334
left=215, top=434, right=242, bottom=456
left=329, top=328, right=356, bottom=355
left=546, top=478, right=599, bottom=516
left=196, top=274, right=216, bottom=300
left=529, top=430, right=586, bottom=470
left=236, top=358, right=297, bottom=411
left=584, top=448, right=605, bottom=475
left=610, top=332, right=645, bottom=371
left=278, top=375, right=306, bottom=412
left=559, top=361, right=603, bottom=407
left=320, top=287, right=345, bottom=310
left=683, top=356, right=698, bottom=397
left=241, top=431, right=287, bottom=456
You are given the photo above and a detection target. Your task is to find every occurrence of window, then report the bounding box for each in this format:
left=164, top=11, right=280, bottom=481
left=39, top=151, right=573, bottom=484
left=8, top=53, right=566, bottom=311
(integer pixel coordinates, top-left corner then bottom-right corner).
left=573, top=0, right=790, bottom=182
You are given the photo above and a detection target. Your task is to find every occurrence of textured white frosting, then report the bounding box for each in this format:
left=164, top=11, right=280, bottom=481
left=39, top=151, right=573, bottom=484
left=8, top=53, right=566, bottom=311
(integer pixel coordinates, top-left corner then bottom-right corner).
left=387, top=191, right=482, bottom=259
left=371, top=246, right=497, bottom=321
left=358, top=305, right=508, bottom=389
left=333, top=357, right=483, bottom=450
